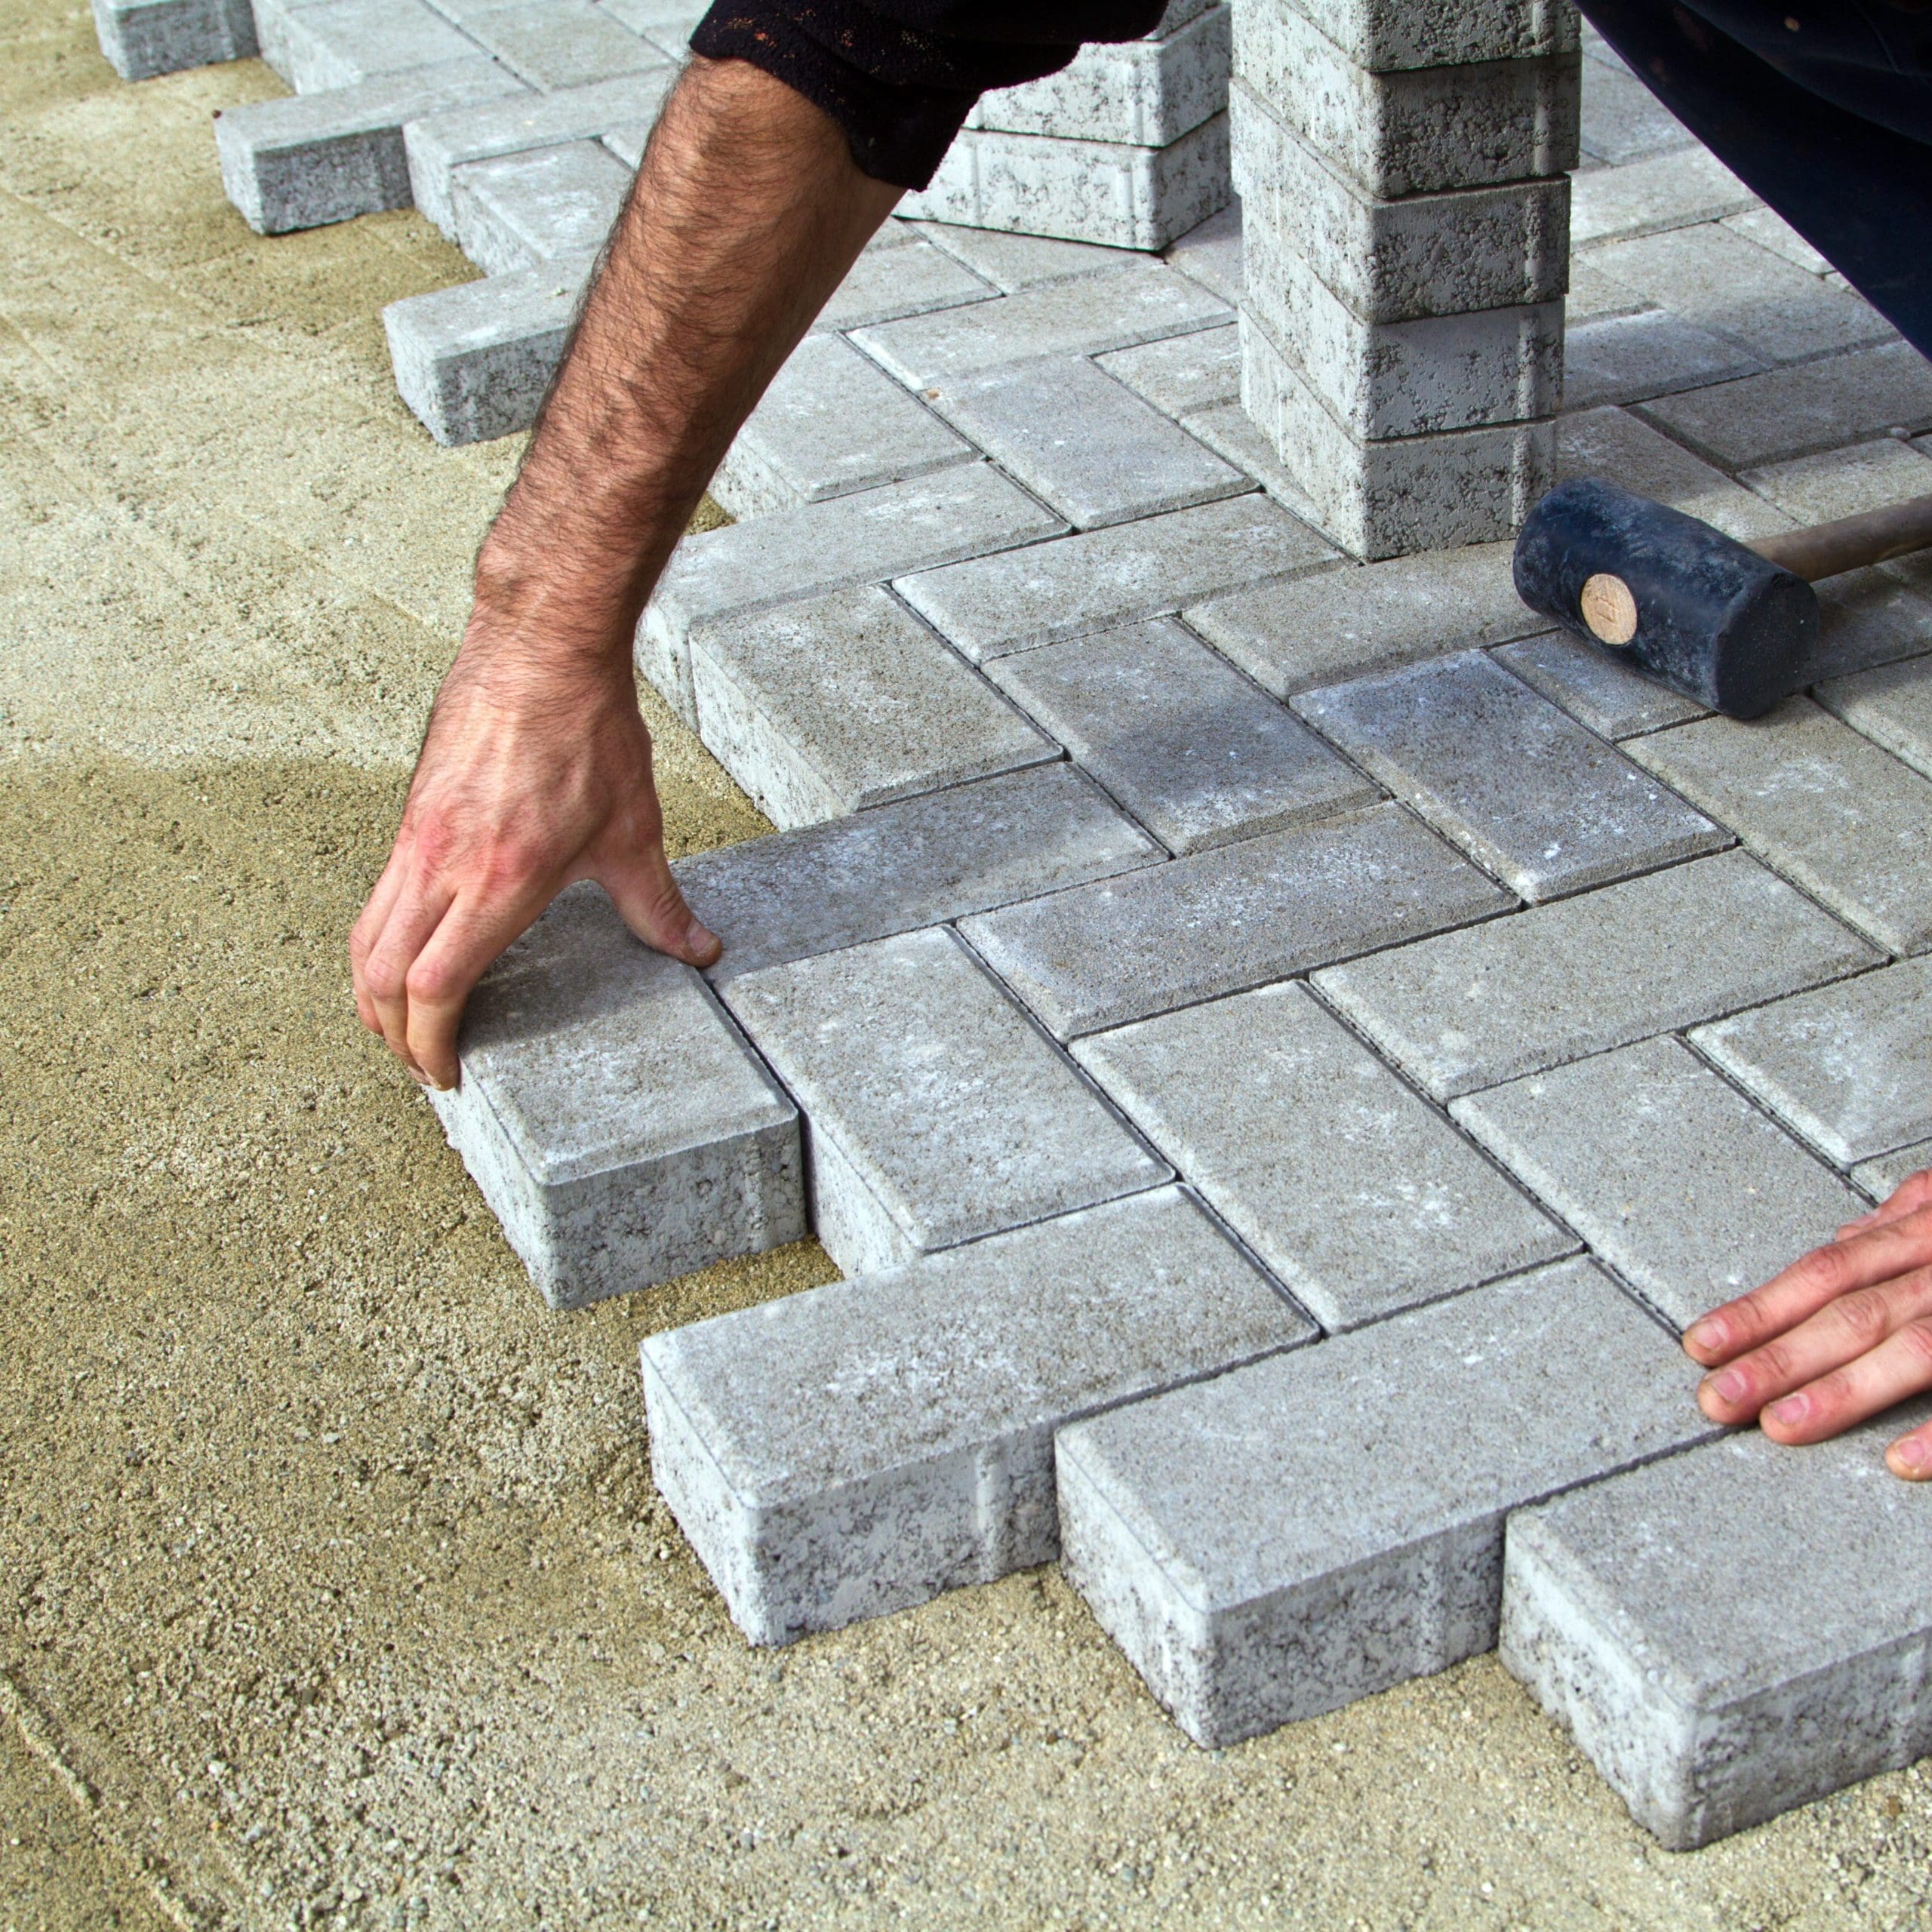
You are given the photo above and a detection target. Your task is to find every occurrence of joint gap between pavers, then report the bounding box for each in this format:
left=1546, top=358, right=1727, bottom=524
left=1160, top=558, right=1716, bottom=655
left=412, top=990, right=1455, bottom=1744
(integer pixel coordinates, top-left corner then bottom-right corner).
left=1479, top=640, right=1700, bottom=744
left=1171, top=1185, right=1327, bottom=1334
left=1625, top=377, right=1932, bottom=478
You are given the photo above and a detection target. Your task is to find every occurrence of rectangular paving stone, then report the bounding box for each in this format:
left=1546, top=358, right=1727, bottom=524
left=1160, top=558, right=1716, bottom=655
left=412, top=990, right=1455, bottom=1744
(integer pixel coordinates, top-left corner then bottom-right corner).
left=215, top=59, right=523, bottom=235
left=811, top=238, right=995, bottom=334
left=1817, top=654, right=1932, bottom=780
left=430, top=884, right=803, bottom=1310
left=1234, top=2, right=1578, bottom=198
left=1097, top=321, right=1240, bottom=417
left=1179, top=397, right=1331, bottom=522
left=961, top=801, right=1509, bottom=1038
left=1057, top=1259, right=1716, bottom=1747
left=1740, top=437, right=1932, bottom=526
left=1577, top=54, right=1696, bottom=165
left=673, top=761, right=1161, bottom=983
left=1560, top=308, right=1763, bottom=413
left=917, top=225, right=1137, bottom=295
left=688, top=585, right=1054, bottom=829
left=1232, top=85, right=1570, bottom=323
left=721, top=929, right=1171, bottom=1275
left=462, top=0, right=660, bottom=88
left=1239, top=315, right=1555, bottom=558
left=1641, top=342, right=1932, bottom=470
left=639, top=1186, right=1313, bottom=1645
left=1265, top=0, right=1577, bottom=70
left=641, top=466, right=1065, bottom=723
left=972, top=4, right=1229, bottom=147
left=1493, top=631, right=1709, bottom=740
left=93, top=0, right=257, bottom=82
left=1807, top=571, right=1932, bottom=683
left=1567, top=145, right=1755, bottom=248
left=1629, top=700, right=1932, bottom=955
left=896, top=494, right=1334, bottom=664
left=383, top=255, right=592, bottom=446
left=1854, top=1140, right=1932, bottom=1201
left=900, top=114, right=1232, bottom=254
left=927, top=358, right=1247, bottom=531
left=1500, top=1415, right=1932, bottom=1850
left=1074, top=982, right=1573, bottom=1330
left=1690, top=956, right=1932, bottom=1167
left=1451, top=1036, right=1865, bottom=1330
left=711, top=334, right=973, bottom=518
left=1555, top=404, right=1790, bottom=543
left=1294, top=651, right=1726, bottom=901
left=1723, top=203, right=1832, bottom=277
left=851, top=258, right=1230, bottom=387
left=403, top=69, right=674, bottom=235
left=449, top=138, right=632, bottom=277
left=987, top=617, right=1376, bottom=854
left=274, top=0, right=479, bottom=91
left=1313, top=848, right=1881, bottom=1100
left=598, top=0, right=703, bottom=57
left=1187, top=540, right=1539, bottom=697
left=1163, top=198, right=1241, bottom=304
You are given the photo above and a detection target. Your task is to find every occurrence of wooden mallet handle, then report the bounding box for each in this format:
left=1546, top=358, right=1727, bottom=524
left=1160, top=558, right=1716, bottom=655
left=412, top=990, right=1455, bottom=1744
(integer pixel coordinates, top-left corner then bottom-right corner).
left=1752, top=489, right=1932, bottom=583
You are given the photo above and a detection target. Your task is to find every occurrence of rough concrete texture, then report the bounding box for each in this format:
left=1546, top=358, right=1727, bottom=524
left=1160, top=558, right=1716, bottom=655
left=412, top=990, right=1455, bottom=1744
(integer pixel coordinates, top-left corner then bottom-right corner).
left=673, top=761, right=1160, bottom=982
left=1262, top=0, right=1578, bottom=71
left=719, top=928, right=1170, bottom=1273
left=1629, top=700, right=1932, bottom=957
left=925, top=355, right=1246, bottom=530
left=639, top=1186, right=1312, bottom=1644
left=1292, top=649, right=1726, bottom=901
left=1056, top=1260, right=1717, bottom=1749
left=429, top=885, right=804, bottom=1309
left=1097, top=318, right=1241, bottom=416
left=986, top=616, right=1377, bottom=854
left=1450, top=1036, right=1866, bottom=1330
left=711, top=333, right=974, bottom=518
left=447, top=135, right=631, bottom=277
left=215, top=59, right=525, bottom=234
left=1315, top=848, right=1880, bottom=1099
left=641, top=464, right=1066, bottom=721
left=17, top=29, right=1932, bottom=1925
left=687, top=584, right=1054, bottom=827
left=961, top=801, right=1511, bottom=1038
left=1502, top=1417, right=1932, bottom=1849
left=1187, top=539, right=1540, bottom=695
left=1072, top=981, right=1574, bottom=1329
left=92, top=0, right=256, bottom=79
left=1233, top=2, right=1578, bottom=199
left=897, top=494, right=1336, bottom=662
left=1239, top=312, right=1555, bottom=558
left=900, top=112, right=1232, bottom=253
left=383, top=253, right=592, bottom=445
left=1690, top=956, right=1932, bottom=1168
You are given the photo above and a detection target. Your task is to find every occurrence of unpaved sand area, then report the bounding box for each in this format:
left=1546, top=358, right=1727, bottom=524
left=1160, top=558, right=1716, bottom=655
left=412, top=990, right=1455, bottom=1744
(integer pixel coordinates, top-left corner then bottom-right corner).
left=3, top=10, right=1930, bottom=1927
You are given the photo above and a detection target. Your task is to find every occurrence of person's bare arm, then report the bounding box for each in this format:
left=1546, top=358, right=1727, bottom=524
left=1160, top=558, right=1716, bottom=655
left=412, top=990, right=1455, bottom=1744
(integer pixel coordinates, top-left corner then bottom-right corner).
left=350, top=56, right=903, bottom=1088
left=1687, top=1165, right=1932, bottom=1478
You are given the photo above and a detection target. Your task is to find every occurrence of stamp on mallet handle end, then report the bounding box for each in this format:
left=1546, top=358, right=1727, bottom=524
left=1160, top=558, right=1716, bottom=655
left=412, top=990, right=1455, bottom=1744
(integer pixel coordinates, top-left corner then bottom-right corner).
left=1580, top=572, right=1638, bottom=647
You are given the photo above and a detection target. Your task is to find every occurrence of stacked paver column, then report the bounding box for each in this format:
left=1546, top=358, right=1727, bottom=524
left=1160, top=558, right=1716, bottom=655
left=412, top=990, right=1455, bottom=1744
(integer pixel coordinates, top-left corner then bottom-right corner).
left=1232, top=0, right=1580, bottom=558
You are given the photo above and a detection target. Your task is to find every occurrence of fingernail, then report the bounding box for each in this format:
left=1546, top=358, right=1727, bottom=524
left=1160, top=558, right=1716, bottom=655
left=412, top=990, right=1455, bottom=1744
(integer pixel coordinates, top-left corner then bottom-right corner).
left=688, top=917, right=719, bottom=955
left=1706, top=1368, right=1748, bottom=1406
left=1893, top=1437, right=1932, bottom=1475
left=1767, top=1393, right=1810, bottom=1427
left=408, top=1066, right=431, bottom=1087
left=1685, top=1316, right=1725, bottom=1352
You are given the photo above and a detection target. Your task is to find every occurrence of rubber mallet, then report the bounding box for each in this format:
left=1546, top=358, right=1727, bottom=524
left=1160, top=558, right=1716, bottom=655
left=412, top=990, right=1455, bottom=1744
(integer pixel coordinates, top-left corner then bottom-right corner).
left=1512, top=477, right=1932, bottom=719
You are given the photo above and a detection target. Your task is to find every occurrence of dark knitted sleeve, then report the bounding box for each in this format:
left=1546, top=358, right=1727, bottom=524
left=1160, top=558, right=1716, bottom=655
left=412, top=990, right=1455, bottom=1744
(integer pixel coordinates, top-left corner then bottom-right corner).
left=688, top=0, right=1170, bottom=189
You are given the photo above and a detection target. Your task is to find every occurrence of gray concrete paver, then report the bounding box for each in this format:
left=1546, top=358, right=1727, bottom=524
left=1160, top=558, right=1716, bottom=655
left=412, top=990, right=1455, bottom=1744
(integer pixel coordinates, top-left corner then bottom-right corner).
left=1096, top=320, right=1240, bottom=417
left=1817, top=654, right=1932, bottom=780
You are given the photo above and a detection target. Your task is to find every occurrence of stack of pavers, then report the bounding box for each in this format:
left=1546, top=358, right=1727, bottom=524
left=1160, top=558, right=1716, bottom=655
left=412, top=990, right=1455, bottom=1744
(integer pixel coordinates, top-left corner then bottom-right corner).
left=900, top=0, right=1231, bottom=252
left=1229, top=0, right=1579, bottom=556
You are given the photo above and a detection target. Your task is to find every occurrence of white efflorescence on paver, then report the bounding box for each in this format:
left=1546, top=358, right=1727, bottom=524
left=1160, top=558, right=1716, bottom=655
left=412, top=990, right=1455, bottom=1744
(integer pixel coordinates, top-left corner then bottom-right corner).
left=986, top=617, right=1376, bottom=854
left=1056, top=1257, right=1717, bottom=1749
left=639, top=1186, right=1314, bottom=1644
left=1501, top=1414, right=1932, bottom=1850
left=448, top=137, right=632, bottom=276
left=688, top=585, right=1055, bottom=828
left=1073, top=980, right=1574, bottom=1328
left=640, top=465, right=1066, bottom=723
left=720, top=928, right=1171, bottom=1275
left=1450, top=1036, right=1866, bottom=1330
left=431, top=884, right=804, bottom=1311
left=1292, top=650, right=1728, bottom=901
left=711, top=335, right=975, bottom=518
left=216, top=59, right=526, bottom=235
left=1689, top=955, right=1932, bottom=1168
left=1629, top=700, right=1932, bottom=957
left=961, top=801, right=1510, bottom=1038
left=1314, top=848, right=1881, bottom=1100
left=673, top=761, right=1161, bottom=983
left=897, top=494, right=1336, bottom=663
left=93, top=0, right=257, bottom=81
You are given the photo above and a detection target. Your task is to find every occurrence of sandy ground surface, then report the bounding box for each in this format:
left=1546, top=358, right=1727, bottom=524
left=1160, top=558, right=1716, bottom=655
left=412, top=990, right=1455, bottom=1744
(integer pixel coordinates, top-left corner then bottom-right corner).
left=2, top=8, right=1930, bottom=1927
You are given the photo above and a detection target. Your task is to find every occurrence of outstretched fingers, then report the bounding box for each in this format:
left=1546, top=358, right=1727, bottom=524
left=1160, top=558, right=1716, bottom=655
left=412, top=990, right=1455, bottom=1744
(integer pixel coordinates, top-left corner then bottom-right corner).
left=1755, top=1314, right=1932, bottom=1446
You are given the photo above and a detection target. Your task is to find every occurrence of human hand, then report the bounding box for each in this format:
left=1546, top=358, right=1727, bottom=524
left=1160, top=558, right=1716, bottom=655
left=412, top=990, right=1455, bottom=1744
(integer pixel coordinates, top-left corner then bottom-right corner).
left=349, top=615, right=720, bottom=1091
left=1685, top=1167, right=1932, bottom=1478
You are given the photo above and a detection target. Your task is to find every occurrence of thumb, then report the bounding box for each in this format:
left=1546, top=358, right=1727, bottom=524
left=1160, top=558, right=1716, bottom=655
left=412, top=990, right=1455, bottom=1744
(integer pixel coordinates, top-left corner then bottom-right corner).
left=599, top=829, right=721, bottom=969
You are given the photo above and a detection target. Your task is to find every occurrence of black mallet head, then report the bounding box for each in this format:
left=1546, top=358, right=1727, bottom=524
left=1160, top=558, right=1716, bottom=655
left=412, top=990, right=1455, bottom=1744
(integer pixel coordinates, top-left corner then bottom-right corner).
left=1512, top=478, right=1817, bottom=720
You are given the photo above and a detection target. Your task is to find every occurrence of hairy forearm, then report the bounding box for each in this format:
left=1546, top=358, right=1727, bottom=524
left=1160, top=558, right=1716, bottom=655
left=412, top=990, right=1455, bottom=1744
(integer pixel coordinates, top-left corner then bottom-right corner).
left=472, top=56, right=902, bottom=663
